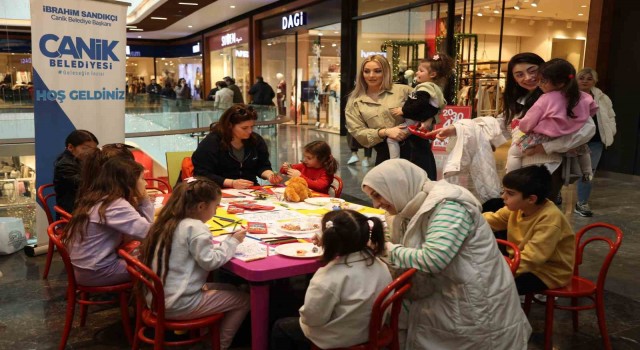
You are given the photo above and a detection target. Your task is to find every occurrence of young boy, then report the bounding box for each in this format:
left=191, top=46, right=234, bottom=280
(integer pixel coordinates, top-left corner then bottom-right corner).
left=483, top=165, right=575, bottom=295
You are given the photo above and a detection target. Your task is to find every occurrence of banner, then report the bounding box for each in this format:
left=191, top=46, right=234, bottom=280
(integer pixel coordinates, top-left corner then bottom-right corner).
left=30, top=0, right=127, bottom=252
left=431, top=106, right=472, bottom=152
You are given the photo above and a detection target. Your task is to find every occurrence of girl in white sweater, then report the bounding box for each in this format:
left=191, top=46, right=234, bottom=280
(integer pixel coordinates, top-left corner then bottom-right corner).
left=270, top=209, right=392, bottom=350
left=138, top=177, right=249, bottom=350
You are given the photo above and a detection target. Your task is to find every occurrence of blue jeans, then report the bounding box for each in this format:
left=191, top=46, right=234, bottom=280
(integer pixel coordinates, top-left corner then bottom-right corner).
left=577, top=141, right=604, bottom=203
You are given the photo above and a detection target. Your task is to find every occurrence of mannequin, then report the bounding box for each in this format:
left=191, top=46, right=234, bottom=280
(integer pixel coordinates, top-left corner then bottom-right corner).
left=276, top=73, right=286, bottom=115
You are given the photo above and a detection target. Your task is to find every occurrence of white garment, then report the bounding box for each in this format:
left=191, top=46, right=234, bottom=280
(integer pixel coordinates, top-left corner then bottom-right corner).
left=299, top=252, right=392, bottom=349
left=362, top=160, right=531, bottom=350
left=591, top=87, right=617, bottom=147
left=444, top=117, right=505, bottom=203
left=214, top=87, right=234, bottom=110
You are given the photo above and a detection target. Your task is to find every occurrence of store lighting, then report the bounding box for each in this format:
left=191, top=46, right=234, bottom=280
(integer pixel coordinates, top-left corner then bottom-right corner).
left=566, top=21, right=573, bottom=28
left=581, top=5, right=587, bottom=7
left=531, top=0, right=539, bottom=7
left=130, top=28, right=144, bottom=31
left=578, top=13, right=584, bottom=16
left=514, top=1, right=522, bottom=10
left=151, top=17, right=167, bottom=20
left=126, top=25, right=137, bottom=28
left=178, top=2, right=199, bottom=5
left=537, top=10, right=542, bottom=13
left=137, top=36, right=142, bottom=38
left=188, top=25, right=193, bottom=28
left=493, top=5, right=500, bottom=14
left=477, top=9, right=483, bottom=16
left=331, top=43, right=337, bottom=47
left=230, top=5, right=235, bottom=8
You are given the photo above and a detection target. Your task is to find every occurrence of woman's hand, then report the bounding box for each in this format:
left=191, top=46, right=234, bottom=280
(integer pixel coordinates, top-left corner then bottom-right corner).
left=286, top=169, right=301, bottom=177
left=523, top=144, right=546, bottom=156
left=390, top=107, right=404, bottom=117
left=231, top=179, right=254, bottom=189
left=385, top=125, right=409, bottom=141
left=268, top=173, right=283, bottom=184
left=425, top=125, right=456, bottom=141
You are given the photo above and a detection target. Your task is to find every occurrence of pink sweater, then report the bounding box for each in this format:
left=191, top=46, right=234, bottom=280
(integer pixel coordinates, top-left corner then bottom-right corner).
left=519, top=91, right=598, bottom=137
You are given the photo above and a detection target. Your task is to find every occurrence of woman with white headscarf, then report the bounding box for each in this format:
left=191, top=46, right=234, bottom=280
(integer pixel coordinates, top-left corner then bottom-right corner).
left=362, top=159, right=531, bottom=350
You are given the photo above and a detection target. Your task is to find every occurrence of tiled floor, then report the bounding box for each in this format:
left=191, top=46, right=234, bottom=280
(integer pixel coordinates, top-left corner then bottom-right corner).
left=1, top=125, right=639, bottom=349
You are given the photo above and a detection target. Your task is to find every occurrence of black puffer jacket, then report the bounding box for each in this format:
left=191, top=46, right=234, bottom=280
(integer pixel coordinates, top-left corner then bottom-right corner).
left=53, top=150, right=81, bottom=213
left=191, top=131, right=273, bottom=187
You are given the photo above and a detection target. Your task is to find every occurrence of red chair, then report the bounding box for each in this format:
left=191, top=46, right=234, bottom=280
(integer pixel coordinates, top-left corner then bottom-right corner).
left=330, top=175, right=343, bottom=198
left=37, top=183, right=57, bottom=279
left=54, top=205, right=72, bottom=220
left=523, top=223, right=623, bottom=350
left=145, top=177, right=173, bottom=194
left=48, top=220, right=133, bottom=350
left=118, top=249, right=223, bottom=350
left=311, top=268, right=417, bottom=350
left=496, top=239, right=521, bottom=277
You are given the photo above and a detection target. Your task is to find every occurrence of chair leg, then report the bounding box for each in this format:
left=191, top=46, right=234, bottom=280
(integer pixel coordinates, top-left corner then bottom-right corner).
left=571, top=297, right=579, bottom=332
left=60, top=288, right=77, bottom=350
left=79, top=292, right=89, bottom=326
left=132, top=303, right=143, bottom=350
left=210, top=324, right=221, bottom=350
left=523, top=293, right=533, bottom=316
left=43, top=241, right=55, bottom=279
left=544, top=296, right=556, bottom=350
left=119, top=292, right=133, bottom=345
left=595, top=292, right=612, bottom=350
left=154, top=325, right=165, bottom=350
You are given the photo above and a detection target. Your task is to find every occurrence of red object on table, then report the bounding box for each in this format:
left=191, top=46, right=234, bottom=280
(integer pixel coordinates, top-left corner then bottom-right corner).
left=223, top=254, right=324, bottom=350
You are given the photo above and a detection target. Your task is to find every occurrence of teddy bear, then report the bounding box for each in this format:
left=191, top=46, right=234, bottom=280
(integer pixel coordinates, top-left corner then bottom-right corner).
left=284, top=177, right=311, bottom=202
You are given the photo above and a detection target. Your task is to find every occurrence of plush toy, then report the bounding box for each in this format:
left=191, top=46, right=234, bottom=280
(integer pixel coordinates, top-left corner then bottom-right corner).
left=284, top=177, right=311, bottom=202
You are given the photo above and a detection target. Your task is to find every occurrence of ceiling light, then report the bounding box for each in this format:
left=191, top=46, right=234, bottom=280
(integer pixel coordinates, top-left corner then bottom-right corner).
left=334, top=31, right=339, bottom=34
left=137, top=36, right=141, bottom=38
left=484, top=5, right=490, bottom=8
left=578, top=13, right=584, bottom=16
left=178, top=2, right=199, bottom=5
left=230, top=5, right=235, bottom=8
left=529, top=19, right=535, bottom=25
left=151, top=17, right=167, bottom=20
left=331, top=43, right=337, bottom=47
left=581, top=5, right=587, bottom=7
left=129, top=28, right=144, bottom=31
left=318, top=33, right=323, bottom=36
left=126, top=25, right=137, bottom=29
left=514, top=1, right=522, bottom=10
left=537, top=10, right=542, bottom=13
left=161, top=58, right=165, bottom=60
left=493, top=5, right=500, bottom=14
left=477, top=9, right=483, bottom=16
left=531, top=0, right=539, bottom=7
left=188, top=25, right=193, bottom=28
left=566, top=21, right=573, bottom=28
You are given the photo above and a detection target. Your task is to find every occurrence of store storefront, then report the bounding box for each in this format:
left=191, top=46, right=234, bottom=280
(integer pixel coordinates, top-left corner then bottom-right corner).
left=255, top=0, right=342, bottom=132
left=205, top=20, right=251, bottom=103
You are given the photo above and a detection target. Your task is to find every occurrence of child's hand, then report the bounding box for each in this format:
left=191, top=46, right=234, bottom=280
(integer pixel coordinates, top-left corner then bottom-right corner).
left=268, top=174, right=283, bottom=184
left=389, top=107, right=404, bottom=117
left=510, top=119, right=521, bottom=129
left=231, top=229, right=247, bottom=243
left=311, top=234, right=323, bottom=247
left=286, top=169, right=302, bottom=177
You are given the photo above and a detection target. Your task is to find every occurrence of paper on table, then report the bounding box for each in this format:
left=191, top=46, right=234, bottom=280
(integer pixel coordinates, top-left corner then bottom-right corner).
left=236, top=210, right=306, bottom=223
left=218, top=235, right=277, bottom=261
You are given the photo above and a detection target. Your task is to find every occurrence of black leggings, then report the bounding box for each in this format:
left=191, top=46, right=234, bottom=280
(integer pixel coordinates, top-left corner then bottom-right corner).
left=515, top=272, right=549, bottom=295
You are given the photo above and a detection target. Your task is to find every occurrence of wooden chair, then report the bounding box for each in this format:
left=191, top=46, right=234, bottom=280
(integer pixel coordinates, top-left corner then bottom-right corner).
left=37, top=183, right=56, bottom=279
left=496, top=239, right=521, bottom=277
left=48, top=220, right=133, bottom=350
left=118, top=249, right=224, bottom=350
left=523, top=223, right=623, bottom=350
left=312, top=268, right=417, bottom=350
left=145, top=177, right=173, bottom=194
left=330, top=175, right=343, bottom=198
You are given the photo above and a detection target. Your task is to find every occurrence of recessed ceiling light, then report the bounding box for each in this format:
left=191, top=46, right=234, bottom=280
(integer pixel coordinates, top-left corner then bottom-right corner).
left=531, top=0, right=539, bottom=7
left=514, top=0, right=522, bottom=10
left=537, top=10, right=542, bottom=13
left=188, top=25, right=193, bottom=28
left=137, top=36, right=141, bottom=38
left=126, top=25, right=137, bottom=29
left=130, top=28, right=144, bottom=31
left=151, top=17, right=167, bottom=20
left=331, top=43, right=337, bottom=47
left=578, top=13, right=584, bottom=16
left=581, top=5, right=587, bottom=7
left=230, top=5, right=235, bottom=8
left=178, top=2, right=199, bottom=5
left=483, top=5, right=490, bottom=8
left=334, top=31, right=339, bottom=34
left=161, top=58, right=165, bottom=60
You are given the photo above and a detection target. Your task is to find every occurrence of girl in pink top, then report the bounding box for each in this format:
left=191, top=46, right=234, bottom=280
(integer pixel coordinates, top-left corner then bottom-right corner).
left=507, top=58, right=598, bottom=174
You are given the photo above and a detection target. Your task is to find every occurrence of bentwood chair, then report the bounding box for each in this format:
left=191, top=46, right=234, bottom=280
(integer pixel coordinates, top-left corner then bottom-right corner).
left=48, top=220, right=133, bottom=350
left=118, top=249, right=224, bottom=350
left=330, top=175, right=344, bottom=198
left=311, top=268, right=417, bottom=350
left=496, top=239, right=521, bottom=277
left=37, top=183, right=56, bottom=279
left=523, top=223, right=623, bottom=350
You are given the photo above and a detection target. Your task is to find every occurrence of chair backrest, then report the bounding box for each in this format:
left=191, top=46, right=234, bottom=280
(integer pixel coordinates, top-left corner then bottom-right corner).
left=118, top=249, right=166, bottom=324
left=165, top=151, right=194, bottom=186
left=574, top=223, right=623, bottom=292
left=330, top=175, right=343, bottom=198
left=496, top=239, right=521, bottom=276
left=54, top=205, right=73, bottom=220
left=47, top=220, right=75, bottom=289
left=37, top=183, right=56, bottom=225
left=145, top=177, right=172, bottom=194
left=369, top=268, right=417, bottom=347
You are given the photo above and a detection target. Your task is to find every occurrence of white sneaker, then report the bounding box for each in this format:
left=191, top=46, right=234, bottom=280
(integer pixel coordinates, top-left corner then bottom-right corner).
left=347, top=155, right=359, bottom=165
left=362, top=158, right=371, bottom=167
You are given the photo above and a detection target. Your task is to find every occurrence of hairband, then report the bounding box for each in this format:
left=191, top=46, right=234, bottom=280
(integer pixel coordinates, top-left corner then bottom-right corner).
left=185, top=177, right=198, bottom=184
left=432, top=54, right=441, bottom=61
left=325, top=220, right=333, bottom=229
left=568, top=74, right=575, bottom=79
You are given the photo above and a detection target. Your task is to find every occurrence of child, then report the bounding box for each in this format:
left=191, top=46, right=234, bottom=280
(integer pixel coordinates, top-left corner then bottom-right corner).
left=507, top=58, right=598, bottom=175
left=138, top=177, right=249, bottom=350
left=281, top=140, right=339, bottom=194
left=270, top=209, right=392, bottom=350
left=390, top=53, right=453, bottom=180
left=482, top=165, right=575, bottom=295
left=54, top=130, right=99, bottom=214
left=62, top=157, right=153, bottom=286
left=78, top=144, right=135, bottom=195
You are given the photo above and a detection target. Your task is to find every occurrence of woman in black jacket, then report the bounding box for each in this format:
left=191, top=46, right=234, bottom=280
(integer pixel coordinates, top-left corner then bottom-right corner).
left=53, top=130, right=99, bottom=213
left=192, top=104, right=282, bottom=189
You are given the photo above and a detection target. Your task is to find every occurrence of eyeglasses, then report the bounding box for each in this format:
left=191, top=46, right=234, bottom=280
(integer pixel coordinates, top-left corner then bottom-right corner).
left=235, top=105, right=255, bottom=116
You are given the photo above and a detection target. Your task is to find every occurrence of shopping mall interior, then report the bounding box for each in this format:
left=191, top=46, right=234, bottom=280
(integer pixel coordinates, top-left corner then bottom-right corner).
left=1, top=0, right=640, bottom=349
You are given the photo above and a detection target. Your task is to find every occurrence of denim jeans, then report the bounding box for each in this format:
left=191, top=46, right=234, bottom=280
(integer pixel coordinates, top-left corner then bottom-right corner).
left=577, top=141, right=604, bottom=203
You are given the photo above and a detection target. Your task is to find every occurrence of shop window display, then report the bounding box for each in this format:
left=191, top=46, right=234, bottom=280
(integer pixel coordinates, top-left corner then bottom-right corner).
left=0, top=53, right=34, bottom=105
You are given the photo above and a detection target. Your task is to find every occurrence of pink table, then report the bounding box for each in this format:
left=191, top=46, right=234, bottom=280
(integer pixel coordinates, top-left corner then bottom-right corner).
left=223, top=254, right=323, bottom=350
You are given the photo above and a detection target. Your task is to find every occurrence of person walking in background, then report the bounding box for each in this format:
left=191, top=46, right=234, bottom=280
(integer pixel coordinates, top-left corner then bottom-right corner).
left=175, top=78, right=191, bottom=112
left=213, top=81, right=234, bottom=110
left=224, top=76, right=244, bottom=104
left=146, top=78, right=162, bottom=104
left=248, top=76, right=275, bottom=105
left=574, top=68, right=617, bottom=217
